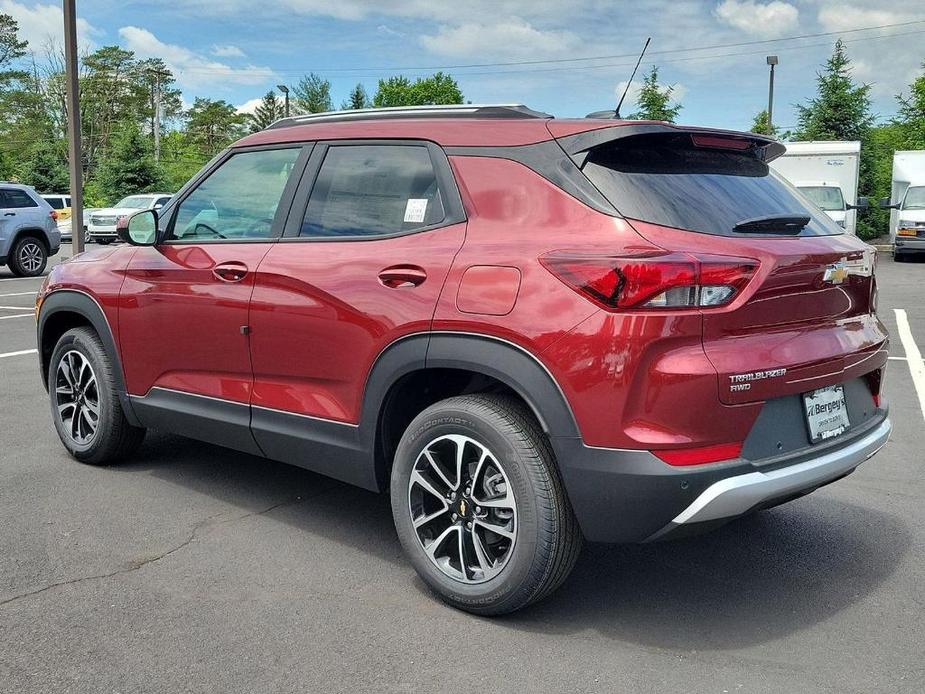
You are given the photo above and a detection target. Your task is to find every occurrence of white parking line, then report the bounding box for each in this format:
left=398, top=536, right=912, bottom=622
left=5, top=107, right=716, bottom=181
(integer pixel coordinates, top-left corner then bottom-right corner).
left=0, top=305, right=33, bottom=310
left=0, top=349, right=37, bottom=359
left=0, top=276, right=44, bottom=283
left=0, top=292, right=36, bottom=297
left=0, top=313, right=32, bottom=321
left=894, top=309, right=925, bottom=422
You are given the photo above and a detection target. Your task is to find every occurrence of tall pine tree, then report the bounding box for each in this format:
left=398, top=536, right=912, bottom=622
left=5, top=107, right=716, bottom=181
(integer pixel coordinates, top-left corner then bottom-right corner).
left=249, top=91, right=284, bottom=131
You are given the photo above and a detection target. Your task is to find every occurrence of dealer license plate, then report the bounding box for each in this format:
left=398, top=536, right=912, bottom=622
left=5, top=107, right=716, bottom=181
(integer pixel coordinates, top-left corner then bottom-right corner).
left=803, top=385, right=850, bottom=443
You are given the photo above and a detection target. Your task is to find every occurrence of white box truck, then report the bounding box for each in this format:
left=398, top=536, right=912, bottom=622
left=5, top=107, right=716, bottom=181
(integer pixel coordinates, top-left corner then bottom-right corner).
left=881, top=150, right=925, bottom=261
left=770, top=141, right=867, bottom=235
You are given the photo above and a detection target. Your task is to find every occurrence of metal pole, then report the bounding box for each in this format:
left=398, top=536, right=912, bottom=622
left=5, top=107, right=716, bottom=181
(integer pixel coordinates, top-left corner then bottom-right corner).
left=285, top=90, right=290, bottom=118
left=63, top=0, right=83, bottom=254
left=153, top=72, right=161, bottom=163
left=767, top=63, right=775, bottom=133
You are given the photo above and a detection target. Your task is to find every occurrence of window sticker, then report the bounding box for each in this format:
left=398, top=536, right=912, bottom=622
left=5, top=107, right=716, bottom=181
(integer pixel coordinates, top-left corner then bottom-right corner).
left=404, top=198, right=428, bottom=224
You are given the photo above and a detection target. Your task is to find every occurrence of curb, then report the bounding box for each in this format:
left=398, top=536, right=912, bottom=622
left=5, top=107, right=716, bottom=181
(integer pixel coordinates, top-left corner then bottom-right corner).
left=871, top=244, right=893, bottom=252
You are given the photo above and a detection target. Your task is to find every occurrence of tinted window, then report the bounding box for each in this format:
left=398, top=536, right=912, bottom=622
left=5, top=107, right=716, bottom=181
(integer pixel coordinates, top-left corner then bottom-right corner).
left=154, top=197, right=171, bottom=208
left=582, top=134, right=841, bottom=237
left=171, top=148, right=300, bottom=241
left=45, top=197, right=65, bottom=210
left=2, top=189, right=39, bottom=209
left=301, top=145, right=445, bottom=238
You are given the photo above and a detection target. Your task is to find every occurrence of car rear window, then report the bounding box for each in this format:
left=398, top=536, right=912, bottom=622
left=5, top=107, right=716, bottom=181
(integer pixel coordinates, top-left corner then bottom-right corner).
left=581, top=133, right=841, bottom=237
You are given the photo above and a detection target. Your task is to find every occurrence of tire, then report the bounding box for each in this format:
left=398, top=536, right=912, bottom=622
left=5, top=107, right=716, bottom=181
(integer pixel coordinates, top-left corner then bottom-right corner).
left=96, top=239, right=112, bottom=246
left=48, top=327, right=146, bottom=465
left=9, top=235, right=48, bottom=277
left=894, top=250, right=905, bottom=263
left=390, top=394, right=583, bottom=615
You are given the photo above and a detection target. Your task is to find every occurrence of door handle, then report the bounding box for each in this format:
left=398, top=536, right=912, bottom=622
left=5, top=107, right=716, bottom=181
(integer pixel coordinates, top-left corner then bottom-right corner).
left=3, top=212, right=14, bottom=217
left=212, top=262, right=248, bottom=283
left=378, top=265, right=427, bottom=288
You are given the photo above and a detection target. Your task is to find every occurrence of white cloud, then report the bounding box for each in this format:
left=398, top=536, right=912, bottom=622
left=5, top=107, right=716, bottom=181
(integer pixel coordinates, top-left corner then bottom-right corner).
left=236, top=97, right=263, bottom=115
left=211, top=44, right=246, bottom=58
left=118, top=26, right=275, bottom=91
left=420, top=21, right=580, bottom=60
left=0, top=0, right=101, bottom=52
left=714, top=0, right=799, bottom=38
left=816, top=6, right=919, bottom=32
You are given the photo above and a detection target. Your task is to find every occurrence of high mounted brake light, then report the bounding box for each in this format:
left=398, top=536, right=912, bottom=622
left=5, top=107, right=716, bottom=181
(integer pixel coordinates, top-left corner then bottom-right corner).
left=540, top=252, right=758, bottom=311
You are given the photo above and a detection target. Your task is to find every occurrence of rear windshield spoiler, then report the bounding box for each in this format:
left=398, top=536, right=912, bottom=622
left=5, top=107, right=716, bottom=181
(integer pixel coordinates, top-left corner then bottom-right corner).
left=556, top=123, right=786, bottom=164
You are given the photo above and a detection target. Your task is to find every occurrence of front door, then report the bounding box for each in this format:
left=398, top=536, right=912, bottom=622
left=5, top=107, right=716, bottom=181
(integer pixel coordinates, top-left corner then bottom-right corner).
left=119, top=145, right=308, bottom=453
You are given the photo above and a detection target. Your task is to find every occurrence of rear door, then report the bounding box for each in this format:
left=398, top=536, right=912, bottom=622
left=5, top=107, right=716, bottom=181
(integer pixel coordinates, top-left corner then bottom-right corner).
left=577, top=129, right=887, bottom=407
left=248, top=141, right=466, bottom=484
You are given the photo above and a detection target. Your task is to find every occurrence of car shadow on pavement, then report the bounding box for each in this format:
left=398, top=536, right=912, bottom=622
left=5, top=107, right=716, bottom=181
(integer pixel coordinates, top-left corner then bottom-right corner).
left=118, top=432, right=404, bottom=568
left=119, top=433, right=909, bottom=648
left=505, top=497, right=911, bottom=649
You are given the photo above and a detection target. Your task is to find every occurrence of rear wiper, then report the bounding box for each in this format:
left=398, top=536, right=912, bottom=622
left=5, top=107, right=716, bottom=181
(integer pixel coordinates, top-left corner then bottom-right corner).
left=733, top=214, right=811, bottom=235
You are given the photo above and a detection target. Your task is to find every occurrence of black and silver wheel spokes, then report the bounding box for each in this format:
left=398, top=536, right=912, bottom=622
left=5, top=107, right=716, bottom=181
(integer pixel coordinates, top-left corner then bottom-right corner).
left=408, top=434, right=517, bottom=584
left=55, top=350, right=100, bottom=445
left=19, top=241, right=44, bottom=274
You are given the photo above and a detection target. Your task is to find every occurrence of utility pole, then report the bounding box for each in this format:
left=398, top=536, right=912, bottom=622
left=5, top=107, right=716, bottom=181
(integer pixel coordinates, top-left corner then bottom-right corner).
left=766, top=55, right=778, bottom=135
left=150, top=68, right=169, bottom=163
left=63, top=0, right=83, bottom=254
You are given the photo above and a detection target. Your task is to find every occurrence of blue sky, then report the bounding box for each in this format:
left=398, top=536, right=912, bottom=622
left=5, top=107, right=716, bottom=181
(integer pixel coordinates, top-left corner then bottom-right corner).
left=3, top=0, right=924, bottom=131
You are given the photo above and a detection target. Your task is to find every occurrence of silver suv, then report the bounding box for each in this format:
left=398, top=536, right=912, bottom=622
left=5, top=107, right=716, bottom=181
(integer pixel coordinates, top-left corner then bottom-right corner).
left=0, top=183, right=61, bottom=276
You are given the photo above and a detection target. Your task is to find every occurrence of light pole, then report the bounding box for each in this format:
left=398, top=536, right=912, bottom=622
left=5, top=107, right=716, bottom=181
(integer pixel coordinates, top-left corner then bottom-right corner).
left=766, top=55, right=778, bottom=135
left=277, top=84, right=290, bottom=118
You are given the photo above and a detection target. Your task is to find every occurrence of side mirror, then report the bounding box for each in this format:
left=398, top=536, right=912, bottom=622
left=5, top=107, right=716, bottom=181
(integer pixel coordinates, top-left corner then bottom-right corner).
left=848, top=196, right=869, bottom=211
left=879, top=197, right=899, bottom=210
left=117, top=209, right=158, bottom=246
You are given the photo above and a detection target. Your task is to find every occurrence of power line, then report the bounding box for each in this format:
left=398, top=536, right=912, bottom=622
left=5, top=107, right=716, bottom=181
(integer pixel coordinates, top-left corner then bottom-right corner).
left=170, top=18, right=925, bottom=75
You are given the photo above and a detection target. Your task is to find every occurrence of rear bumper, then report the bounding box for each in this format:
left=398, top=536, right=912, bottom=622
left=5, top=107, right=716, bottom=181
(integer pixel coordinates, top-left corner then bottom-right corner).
left=553, top=411, right=891, bottom=544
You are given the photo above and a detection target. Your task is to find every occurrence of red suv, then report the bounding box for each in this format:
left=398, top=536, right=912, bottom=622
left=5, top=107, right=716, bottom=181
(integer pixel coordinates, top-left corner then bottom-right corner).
left=37, top=105, right=891, bottom=615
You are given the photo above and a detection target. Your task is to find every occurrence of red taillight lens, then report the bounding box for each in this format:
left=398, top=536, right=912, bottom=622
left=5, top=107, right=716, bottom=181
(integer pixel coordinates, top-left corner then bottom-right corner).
left=654, top=442, right=743, bottom=466
left=541, top=252, right=757, bottom=311
left=49, top=210, right=58, bottom=221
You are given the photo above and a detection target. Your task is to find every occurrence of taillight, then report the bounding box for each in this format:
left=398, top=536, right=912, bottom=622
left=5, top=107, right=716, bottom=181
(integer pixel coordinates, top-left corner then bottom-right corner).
left=49, top=210, right=58, bottom=221
left=653, top=442, right=743, bottom=466
left=540, top=252, right=758, bottom=310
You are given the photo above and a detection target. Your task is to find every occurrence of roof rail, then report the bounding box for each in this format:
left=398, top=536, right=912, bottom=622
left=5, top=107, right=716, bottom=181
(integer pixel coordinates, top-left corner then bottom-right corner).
left=267, top=104, right=553, bottom=130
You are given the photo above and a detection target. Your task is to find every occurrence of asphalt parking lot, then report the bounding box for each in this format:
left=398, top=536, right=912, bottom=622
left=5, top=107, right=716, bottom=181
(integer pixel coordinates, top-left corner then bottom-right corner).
left=1, top=245, right=924, bottom=693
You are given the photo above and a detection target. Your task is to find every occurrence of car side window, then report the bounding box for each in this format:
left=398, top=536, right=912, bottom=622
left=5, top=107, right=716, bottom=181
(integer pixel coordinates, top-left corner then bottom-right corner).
left=3, top=189, right=39, bottom=209
left=154, top=197, right=171, bottom=209
left=300, top=145, right=445, bottom=238
left=46, top=197, right=65, bottom=210
left=168, top=148, right=301, bottom=242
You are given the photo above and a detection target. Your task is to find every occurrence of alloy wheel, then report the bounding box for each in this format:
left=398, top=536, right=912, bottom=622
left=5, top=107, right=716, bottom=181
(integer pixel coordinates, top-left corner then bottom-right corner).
left=407, top=434, right=517, bottom=584
left=18, top=241, right=44, bottom=274
left=54, top=350, right=100, bottom=445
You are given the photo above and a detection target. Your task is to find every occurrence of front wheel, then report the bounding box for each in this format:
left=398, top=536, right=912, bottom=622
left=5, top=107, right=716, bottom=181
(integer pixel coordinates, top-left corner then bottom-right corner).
left=390, top=394, right=582, bottom=615
left=9, top=236, right=47, bottom=276
left=49, top=327, right=146, bottom=465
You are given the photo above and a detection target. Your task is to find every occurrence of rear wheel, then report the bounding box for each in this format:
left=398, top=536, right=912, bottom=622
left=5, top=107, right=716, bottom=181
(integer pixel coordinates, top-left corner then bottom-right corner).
left=390, top=394, right=582, bottom=615
left=49, top=327, right=146, bottom=465
left=894, top=250, right=905, bottom=263
left=9, top=236, right=47, bottom=277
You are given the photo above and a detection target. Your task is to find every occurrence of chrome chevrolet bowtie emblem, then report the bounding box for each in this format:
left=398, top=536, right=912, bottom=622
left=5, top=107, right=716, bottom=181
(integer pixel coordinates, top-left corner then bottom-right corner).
left=458, top=499, right=468, bottom=516
left=823, top=261, right=849, bottom=285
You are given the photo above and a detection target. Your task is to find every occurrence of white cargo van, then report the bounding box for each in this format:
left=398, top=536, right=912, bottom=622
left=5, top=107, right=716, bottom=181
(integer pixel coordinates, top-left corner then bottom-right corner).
left=770, top=141, right=867, bottom=235
left=881, top=150, right=925, bottom=261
